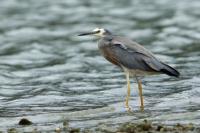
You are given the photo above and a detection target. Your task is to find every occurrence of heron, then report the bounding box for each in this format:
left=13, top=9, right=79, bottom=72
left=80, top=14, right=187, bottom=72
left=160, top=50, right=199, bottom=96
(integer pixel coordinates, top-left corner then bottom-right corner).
left=78, top=28, right=180, bottom=111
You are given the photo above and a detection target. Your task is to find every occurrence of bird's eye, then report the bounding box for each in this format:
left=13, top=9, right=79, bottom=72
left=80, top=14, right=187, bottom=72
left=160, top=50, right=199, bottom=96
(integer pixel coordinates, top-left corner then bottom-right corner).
left=94, top=30, right=101, bottom=33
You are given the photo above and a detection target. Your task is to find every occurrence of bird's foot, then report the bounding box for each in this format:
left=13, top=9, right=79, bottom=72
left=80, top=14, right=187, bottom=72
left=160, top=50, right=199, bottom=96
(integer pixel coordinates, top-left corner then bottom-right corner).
left=125, top=105, right=132, bottom=112
left=140, top=106, right=144, bottom=112
left=125, top=100, right=132, bottom=112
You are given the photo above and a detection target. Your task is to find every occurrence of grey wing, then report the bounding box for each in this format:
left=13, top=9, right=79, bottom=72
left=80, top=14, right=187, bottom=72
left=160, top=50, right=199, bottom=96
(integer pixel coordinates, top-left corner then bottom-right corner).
left=110, top=43, right=180, bottom=77
left=112, top=36, right=155, bottom=57
left=110, top=43, right=162, bottom=72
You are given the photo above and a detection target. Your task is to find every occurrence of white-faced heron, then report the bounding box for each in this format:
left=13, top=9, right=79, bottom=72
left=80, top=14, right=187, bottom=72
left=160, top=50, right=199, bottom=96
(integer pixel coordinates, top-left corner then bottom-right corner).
left=78, top=28, right=180, bottom=111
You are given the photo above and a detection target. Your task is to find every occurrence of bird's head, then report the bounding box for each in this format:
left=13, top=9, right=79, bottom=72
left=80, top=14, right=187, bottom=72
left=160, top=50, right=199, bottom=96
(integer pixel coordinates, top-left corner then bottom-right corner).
left=78, top=28, right=112, bottom=37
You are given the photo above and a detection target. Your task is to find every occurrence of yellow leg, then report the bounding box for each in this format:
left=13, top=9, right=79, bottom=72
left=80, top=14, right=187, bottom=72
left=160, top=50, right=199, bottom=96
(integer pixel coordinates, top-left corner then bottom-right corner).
left=137, top=79, right=144, bottom=111
left=125, top=72, right=131, bottom=111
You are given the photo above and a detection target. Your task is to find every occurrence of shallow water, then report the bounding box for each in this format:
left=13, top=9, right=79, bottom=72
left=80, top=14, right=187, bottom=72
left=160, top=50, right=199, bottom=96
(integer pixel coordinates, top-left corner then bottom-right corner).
left=0, top=0, right=200, bottom=132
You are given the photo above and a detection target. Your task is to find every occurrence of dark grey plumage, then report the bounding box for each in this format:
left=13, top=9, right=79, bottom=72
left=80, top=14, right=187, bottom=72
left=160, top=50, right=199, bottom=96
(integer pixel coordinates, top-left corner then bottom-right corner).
left=79, top=28, right=180, bottom=111
left=98, top=35, right=180, bottom=77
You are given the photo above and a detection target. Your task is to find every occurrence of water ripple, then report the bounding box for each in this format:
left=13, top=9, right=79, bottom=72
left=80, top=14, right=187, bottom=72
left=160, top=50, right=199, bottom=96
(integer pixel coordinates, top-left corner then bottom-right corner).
left=0, top=0, right=200, bottom=132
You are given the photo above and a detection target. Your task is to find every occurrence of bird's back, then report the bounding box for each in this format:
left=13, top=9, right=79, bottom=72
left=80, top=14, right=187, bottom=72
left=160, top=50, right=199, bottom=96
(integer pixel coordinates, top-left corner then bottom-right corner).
left=98, top=35, right=180, bottom=77
left=111, top=36, right=155, bottom=57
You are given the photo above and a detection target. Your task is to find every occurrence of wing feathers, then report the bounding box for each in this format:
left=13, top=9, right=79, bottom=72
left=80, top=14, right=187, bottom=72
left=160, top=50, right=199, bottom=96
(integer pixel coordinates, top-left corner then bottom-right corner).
left=99, top=36, right=180, bottom=77
left=111, top=43, right=180, bottom=77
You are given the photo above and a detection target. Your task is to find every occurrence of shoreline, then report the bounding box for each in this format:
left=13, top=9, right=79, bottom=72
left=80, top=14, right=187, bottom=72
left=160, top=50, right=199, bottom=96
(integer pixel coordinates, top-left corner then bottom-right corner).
left=4, top=119, right=200, bottom=133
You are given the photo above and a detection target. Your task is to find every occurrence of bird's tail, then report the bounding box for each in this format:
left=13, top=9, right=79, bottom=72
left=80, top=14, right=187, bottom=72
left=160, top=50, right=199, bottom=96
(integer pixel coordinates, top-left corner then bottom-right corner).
left=160, top=63, right=180, bottom=77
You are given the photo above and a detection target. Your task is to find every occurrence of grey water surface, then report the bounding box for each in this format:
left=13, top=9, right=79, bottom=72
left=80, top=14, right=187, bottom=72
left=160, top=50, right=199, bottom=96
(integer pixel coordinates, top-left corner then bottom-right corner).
left=0, top=0, right=200, bottom=132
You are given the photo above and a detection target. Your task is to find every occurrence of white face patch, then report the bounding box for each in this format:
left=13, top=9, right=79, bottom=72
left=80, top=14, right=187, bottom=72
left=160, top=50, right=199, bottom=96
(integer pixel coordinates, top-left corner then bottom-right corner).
left=92, top=28, right=105, bottom=37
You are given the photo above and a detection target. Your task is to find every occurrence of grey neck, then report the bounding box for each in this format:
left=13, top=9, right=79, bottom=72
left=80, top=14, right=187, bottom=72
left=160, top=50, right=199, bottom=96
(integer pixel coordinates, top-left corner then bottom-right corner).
left=102, top=35, right=113, bottom=41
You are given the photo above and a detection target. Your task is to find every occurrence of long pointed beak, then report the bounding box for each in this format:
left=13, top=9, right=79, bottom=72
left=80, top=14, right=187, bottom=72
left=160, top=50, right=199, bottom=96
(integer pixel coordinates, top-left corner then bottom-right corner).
left=78, top=31, right=98, bottom=36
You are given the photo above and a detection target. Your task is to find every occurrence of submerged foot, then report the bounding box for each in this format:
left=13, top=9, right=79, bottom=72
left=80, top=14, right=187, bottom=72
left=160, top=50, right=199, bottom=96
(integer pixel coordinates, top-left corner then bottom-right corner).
left=125, top=105, right=132, bottom=112
left=140, top=106, right=144, bottom=112
left=125, top=100, right=132, bottom=112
